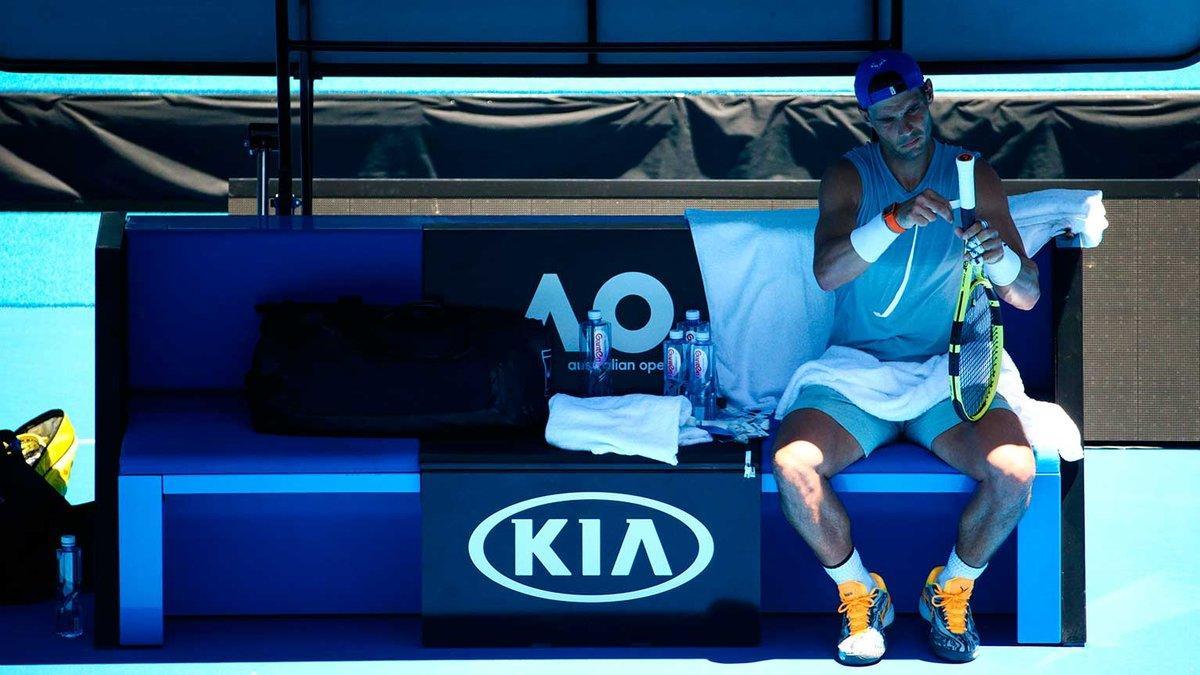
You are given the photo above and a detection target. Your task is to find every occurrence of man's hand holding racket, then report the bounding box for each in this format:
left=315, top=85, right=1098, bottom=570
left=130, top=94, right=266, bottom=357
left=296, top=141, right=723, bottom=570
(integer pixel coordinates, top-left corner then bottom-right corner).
left=955, top=219, right=1005, bottom=264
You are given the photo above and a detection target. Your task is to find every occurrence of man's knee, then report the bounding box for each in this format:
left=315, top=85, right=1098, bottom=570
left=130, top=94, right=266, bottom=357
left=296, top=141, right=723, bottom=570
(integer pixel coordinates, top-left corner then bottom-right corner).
left=772, top=440, right=827, bottom=492
left=984, top=443, right=1036, bottom=502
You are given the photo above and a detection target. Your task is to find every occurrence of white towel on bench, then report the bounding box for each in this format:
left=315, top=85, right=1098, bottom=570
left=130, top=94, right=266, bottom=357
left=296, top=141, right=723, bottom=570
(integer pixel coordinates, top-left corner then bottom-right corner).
left=1008, top=189, right=1108, bottom=250
left=545, top=393, right=712, bottom=466
left=774, top=346, right=1083, bottom=461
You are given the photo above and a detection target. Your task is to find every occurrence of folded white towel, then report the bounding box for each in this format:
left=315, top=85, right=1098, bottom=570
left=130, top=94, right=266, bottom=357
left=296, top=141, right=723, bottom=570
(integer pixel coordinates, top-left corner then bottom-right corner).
left=774, top=345, right=1083, bottom=461
left=1008, top=189, right=1108, bottom=249
left=545, top=394, right=712, bottom=465
left=679, top=425, right=716, bottom=447
left=1008, top=188, right=1105, bottom=222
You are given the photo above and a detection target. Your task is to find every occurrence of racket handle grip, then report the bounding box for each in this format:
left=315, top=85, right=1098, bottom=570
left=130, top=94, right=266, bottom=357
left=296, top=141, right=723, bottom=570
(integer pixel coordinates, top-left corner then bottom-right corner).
left=956, top=152, right=976, bottom=228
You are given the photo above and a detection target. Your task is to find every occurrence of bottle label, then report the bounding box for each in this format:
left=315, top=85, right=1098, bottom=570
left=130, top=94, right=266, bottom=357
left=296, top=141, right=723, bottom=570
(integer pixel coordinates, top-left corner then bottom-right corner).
left=685, top=330, right=696, bottom=343
left=693, top=347, right=709, bottom=380
left=592, top=329, right=609, bottom=368
left=666, top=346, right=681, bottom=377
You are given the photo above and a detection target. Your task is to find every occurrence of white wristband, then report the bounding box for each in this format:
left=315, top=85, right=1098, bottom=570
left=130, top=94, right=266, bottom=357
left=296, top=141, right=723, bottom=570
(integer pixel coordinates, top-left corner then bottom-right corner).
left=984, top=244, right=1022, bottom=286
left=849, top=212, right=901, bottom=263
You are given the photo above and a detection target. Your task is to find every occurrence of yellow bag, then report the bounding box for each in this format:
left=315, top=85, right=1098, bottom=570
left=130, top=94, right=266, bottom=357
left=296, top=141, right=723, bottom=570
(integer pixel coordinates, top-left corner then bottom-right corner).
left=13, top=410, right=77, bottom=496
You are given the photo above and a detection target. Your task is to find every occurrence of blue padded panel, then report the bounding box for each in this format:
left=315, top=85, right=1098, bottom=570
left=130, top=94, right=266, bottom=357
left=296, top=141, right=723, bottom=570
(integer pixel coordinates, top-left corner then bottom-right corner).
left=1017, top=472, right=1062, bottom=642
left=120, top=394, right=419, bottom=475
left=126, top=216, right=422, bottom=390
left=163, top=492, right=421, bottom=615
left=1003, top=246, right=1054, bottom=398
left=118, top=474, right=163, bottom=644
left=163, top=474, right=420, bottom=494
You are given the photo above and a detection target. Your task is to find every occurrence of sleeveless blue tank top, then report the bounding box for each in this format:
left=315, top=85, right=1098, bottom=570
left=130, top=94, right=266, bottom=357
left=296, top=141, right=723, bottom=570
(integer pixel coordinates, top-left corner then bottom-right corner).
left=829, top=140, right=971, bottom=362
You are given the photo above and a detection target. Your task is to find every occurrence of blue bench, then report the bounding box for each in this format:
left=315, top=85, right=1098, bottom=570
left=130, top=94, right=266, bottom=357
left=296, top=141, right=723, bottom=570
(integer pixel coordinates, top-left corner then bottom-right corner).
left=117, top=393, right=422, bottom=645
left=99, top=213, right=1079, bottom=647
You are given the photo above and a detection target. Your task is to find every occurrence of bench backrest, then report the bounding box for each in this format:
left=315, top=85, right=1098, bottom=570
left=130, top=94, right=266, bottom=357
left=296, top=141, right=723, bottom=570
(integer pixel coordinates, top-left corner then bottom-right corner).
left=124, top=214, right=1054, bottom=398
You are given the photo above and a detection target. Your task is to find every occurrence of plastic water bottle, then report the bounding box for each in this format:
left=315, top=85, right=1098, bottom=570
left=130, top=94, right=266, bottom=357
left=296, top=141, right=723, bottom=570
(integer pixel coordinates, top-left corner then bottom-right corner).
left=56, top=534, right=83, bottom=639
left=579, top=309, right=612, bottom=397
left=662, top=329, right=687, bottom=396
left=680, top=309, right=707, bottom=345
left=689, top=329, right=717, bottom=420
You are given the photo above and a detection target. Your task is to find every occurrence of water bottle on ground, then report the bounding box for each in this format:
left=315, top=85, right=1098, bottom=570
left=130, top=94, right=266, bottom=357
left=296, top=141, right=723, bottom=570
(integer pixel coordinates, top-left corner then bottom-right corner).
left=579, top=309, right=612, bottom=397
left=56, top=534, right=83, bottom=639
left=689, top=329, right=717, bottom=420
left=662, top=329, right=687, bottom=396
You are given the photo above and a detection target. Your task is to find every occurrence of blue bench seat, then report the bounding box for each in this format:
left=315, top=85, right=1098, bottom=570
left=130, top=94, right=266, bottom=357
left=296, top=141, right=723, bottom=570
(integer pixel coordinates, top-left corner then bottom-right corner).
left=759, top=429, right=1061, bottom=493
left=117, top=394, right=422, bottom=646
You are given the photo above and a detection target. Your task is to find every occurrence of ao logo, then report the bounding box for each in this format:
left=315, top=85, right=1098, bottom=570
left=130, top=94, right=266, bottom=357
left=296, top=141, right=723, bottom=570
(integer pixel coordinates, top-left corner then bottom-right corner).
left=526, top=272, right=674, bottom=354
left=468, top=492, right=715, bottom=603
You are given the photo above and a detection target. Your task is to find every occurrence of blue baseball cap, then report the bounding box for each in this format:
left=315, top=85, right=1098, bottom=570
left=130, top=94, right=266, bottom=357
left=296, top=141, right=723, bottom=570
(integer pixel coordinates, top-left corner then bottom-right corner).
left=854, top=50, right=925, bottom=109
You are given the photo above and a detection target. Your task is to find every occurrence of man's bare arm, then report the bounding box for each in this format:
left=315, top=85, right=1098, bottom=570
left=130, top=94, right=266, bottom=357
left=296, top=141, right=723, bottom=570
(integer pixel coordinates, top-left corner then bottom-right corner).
left=814, top=159, right=954, bottom=292
left=813, top=160, right=867, bottom=292
left=960, top=161, right=1040, bottom=310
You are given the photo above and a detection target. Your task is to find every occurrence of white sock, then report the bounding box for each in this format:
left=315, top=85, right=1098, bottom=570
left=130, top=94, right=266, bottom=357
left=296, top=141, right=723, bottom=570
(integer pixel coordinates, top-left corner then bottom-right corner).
left=938, top=547, right=987, bottom=586
left=824, top=548, right=876, bottom=590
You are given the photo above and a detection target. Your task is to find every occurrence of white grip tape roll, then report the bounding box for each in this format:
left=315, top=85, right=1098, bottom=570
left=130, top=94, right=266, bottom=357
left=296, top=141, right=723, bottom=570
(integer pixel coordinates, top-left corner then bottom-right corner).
left=956, top=153, right=976, bottom=212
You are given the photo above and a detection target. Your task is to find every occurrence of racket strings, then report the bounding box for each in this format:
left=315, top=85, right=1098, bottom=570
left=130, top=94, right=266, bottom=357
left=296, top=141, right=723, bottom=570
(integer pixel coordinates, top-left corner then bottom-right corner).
left=958, top=284, right=995, bottom=416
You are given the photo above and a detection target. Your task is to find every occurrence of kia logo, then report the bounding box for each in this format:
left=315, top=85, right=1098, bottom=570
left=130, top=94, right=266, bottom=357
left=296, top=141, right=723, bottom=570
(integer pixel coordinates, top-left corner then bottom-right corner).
left=468, top=492, right=714, bottom=603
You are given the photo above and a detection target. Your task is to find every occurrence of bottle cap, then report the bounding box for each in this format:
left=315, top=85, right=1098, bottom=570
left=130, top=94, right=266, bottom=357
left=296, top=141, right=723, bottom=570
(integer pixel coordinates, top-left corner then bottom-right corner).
left=685, top=309, right=701, bottom=321
left=61, top=535, right=76, bottom=547
left=668, top=329, right=684, bottom=340
left=696, top=329, right=711, bottom=341
left=587, top=309, right=602, bottom=321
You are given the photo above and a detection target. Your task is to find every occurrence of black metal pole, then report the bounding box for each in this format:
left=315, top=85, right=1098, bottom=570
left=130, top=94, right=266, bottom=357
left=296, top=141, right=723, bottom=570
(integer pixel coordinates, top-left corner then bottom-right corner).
left=274, top=0, right=293, bottom=215
left=586, top=0, right=598, bottom=66
left=286, top=38, right=886, bottom=53
left=93, top=213, right=127, bottom=647
left=1053, top=241, right=1087, bottom=645
left=299, top=0, right=313, bottom=216
left=890, top=0, right=903, bottom=50
left=256, top=149, right=269, bottom=216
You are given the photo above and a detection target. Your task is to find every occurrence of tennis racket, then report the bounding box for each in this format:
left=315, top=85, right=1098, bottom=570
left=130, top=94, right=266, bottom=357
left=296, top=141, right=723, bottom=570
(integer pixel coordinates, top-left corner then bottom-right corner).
left=949, top=153, right=1004, bottom=423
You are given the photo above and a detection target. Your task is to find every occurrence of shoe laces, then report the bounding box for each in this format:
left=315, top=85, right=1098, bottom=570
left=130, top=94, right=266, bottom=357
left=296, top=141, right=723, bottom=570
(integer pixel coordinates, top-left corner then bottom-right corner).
left=931, top=583, right=973, bottom=634
left=838, top=586, right=878, bottom=635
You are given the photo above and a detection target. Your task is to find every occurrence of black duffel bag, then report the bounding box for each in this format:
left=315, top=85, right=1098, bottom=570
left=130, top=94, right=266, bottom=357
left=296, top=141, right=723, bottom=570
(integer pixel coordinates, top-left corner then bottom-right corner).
left=245, top=298, right=552, bottom=437
left=0, top=428, right=93, bottom=604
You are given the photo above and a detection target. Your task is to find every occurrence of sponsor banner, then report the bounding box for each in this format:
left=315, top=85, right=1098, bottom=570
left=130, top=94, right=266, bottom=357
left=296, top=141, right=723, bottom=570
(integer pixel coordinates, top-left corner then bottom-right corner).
left=423, top=219, right=709, bottom=394
left=421, top=468, right=759, bottom=646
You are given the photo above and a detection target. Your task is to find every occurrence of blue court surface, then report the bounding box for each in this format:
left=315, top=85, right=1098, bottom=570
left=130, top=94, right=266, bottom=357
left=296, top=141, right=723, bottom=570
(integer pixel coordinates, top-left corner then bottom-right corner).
left=0, top=448, right=1195, bottom=674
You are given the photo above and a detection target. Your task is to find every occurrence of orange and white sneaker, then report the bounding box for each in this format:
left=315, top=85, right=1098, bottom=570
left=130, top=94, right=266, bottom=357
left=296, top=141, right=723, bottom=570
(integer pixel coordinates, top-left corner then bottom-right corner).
left=918, top=566, right=980, bottom=662
left=835, top=573, right=894, bottom=666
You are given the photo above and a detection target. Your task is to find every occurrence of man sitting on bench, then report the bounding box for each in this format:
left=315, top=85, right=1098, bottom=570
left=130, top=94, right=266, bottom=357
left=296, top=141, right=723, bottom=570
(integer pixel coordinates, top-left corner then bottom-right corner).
left=772, top=50, right=1041, bottom=665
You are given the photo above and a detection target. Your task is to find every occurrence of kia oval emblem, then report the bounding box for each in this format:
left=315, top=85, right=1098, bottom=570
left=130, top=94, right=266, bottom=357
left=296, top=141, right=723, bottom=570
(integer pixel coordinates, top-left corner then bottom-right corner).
left=468, top=492, right=715, bottom=603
